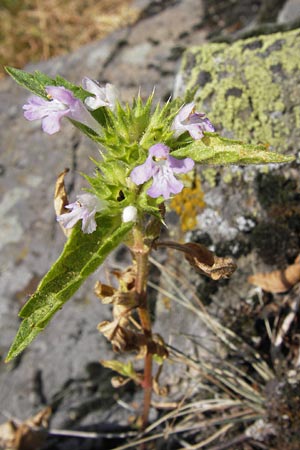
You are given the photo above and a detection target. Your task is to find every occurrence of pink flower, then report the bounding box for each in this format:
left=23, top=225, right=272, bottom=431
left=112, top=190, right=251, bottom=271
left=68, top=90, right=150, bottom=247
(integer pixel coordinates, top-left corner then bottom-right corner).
left=23, top=86, right=86, bottom=134
left=82, top=78, right=119, bottom=111
left=57, top=193, right=104, bottom=234
left=130, top=143, right=194, bottom=200
left=171, top=102, right=215, bottom=140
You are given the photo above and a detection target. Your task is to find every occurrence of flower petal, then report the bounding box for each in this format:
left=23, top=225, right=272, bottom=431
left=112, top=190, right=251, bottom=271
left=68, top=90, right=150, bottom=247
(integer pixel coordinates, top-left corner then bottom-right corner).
left=57, top=193, right=104, bottom=233
left=82, top=78, right=119, bottom=110
left=168, top=155, right=194, bottom=174
left=41, top=110, right=67, bottom=134
left=147, top=166, right=184, bottom=199
left=130, top=155, right=155, bottom=185
left=46, top=86, right=76, bottom=105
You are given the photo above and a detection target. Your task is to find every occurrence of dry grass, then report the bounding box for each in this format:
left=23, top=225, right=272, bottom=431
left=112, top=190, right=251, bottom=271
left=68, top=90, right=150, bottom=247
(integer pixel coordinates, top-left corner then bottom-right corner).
left=0, top=0, right=139, bottom=78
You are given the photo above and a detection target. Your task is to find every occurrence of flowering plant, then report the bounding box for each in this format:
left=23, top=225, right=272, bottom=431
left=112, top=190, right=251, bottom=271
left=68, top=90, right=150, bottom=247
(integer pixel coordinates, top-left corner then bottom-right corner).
left=5, top=67, right=293, bottom=427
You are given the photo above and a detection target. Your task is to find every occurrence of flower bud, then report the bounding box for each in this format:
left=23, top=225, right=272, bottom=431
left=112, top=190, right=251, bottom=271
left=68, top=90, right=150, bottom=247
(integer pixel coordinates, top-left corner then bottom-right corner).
left=122, top=206, right=137, bottom=223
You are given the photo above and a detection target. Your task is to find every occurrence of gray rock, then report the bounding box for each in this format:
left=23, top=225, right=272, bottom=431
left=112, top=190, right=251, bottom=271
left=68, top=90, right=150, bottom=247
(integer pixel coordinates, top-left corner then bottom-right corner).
left=172, top=29, right=300, bottom=319
left=278, top=0, right=300, bottom=23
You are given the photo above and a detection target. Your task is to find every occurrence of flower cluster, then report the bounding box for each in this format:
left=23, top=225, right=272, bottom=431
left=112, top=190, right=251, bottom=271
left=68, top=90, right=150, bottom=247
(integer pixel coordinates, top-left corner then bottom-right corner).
left=22, top=80, right=214, bottom=234
left=129, top=103, right=214, bottom=200
left=23, top=86, right=86, bottom=135
left=57, top=193, right=104, bottom=234
left=171, top=102, right=215, bottom=139
left=23, top=79, right=117, bottom=135
left=82, top=78, right=119, bottom=111
left=130, top=143, right=194, bottom=200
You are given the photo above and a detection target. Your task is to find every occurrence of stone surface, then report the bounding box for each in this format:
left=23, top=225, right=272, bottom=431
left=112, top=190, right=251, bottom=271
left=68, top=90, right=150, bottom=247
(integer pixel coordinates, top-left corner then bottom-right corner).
left=174, top=29, right=300, bottom=155
left=172, top=28, right=300, bottom=322
left=278, top=0, right=300, bottom=23
left=0, top=0, right=299, bottom=445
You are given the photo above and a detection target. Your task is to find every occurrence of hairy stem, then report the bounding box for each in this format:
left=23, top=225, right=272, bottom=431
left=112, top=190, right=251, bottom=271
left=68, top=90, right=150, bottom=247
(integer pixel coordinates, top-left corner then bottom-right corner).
left=132, top=225, right=153, bottom=429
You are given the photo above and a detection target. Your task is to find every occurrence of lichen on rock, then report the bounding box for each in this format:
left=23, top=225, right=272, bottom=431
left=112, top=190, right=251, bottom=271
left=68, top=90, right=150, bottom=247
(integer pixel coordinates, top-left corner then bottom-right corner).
left=175, top=29, right=300, bottom=154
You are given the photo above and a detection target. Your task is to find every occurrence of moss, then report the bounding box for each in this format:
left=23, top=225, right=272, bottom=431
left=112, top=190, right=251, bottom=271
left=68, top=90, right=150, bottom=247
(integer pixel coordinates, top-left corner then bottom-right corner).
left=180, top=29, right=300, bottom=153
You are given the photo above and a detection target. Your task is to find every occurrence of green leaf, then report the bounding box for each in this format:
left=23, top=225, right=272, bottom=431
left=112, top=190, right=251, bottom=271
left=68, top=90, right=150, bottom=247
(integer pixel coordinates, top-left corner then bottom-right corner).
left=101, top=359, right=140, bottom=382
left=5, top=67, right=91, bottom=102
left=54, top=75, right=90, bottom=101
left=5, top=67, right=54, bottom=98
left=68, top=118, right=101, bottom=142
left=171, top=133, right=295, bottom=165
left=6, top=215, right=133, bottom=362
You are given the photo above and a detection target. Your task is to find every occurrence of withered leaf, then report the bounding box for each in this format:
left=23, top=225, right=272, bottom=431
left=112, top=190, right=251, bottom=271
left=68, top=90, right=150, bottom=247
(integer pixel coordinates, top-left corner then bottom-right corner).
left=0, top=407, right=51, bottom=450
left=183, top=243, right=237, bottom=280
left=153, top=379, right=169, bottom=397
left=94, top=281, right=115, bottom=302
left=183, top=242, right=215, bottom=266
left=156, top=241, right=236, bottom=280
left=54, top=168, right=71, bottom=237
left=248, top=259, right=300, bottom=293
left=111, top=376, right=132, bottom=388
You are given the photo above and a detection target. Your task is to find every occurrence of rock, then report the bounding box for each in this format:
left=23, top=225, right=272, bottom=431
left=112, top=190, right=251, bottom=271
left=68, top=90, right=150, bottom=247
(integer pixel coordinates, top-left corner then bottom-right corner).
left=171, top=29, right=300, bottom=317
left=175, top=29, right=300, bottom=154
left=278, top=0, right=300, bottom=23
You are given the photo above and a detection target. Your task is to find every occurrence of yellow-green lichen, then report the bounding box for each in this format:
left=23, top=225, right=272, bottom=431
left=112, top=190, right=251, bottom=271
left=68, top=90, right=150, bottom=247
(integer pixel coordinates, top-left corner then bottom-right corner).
left=180, top=29, right=300, bottom=154
left=201, top=167, right=218, bottom=188
left=294, top=105, right=300, bottom=129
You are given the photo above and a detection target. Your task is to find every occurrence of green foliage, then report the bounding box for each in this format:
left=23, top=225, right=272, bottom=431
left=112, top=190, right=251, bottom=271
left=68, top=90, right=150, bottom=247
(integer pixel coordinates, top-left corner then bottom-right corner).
left=101, top=359, right=140, bottom=382
left=171, top=133, right=295, bottom=165
left=5, top=67, right=90, bottom=101
left=5, top=216, right=133, bottom=362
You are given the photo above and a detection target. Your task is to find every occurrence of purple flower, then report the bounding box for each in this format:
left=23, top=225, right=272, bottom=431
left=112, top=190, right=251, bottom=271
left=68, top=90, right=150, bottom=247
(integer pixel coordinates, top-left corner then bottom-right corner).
left=171, top=102, right=215, bottom=140
left=57, top=193, right=104, bottom=234
left=82, top=77, right=119, bottom=111
left=130, top=143, right=194, bottom=200
left=23, top=86, right=86, bottom=135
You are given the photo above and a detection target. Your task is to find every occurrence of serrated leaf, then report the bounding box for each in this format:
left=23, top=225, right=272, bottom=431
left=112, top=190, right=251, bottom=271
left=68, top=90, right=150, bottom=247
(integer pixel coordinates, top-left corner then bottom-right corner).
left=5, top=66, right=54, bottom=98
left=82, top=173, right=112, bottom=199
left=5, top=67, right=91, bottom=103
left=5, top=215, right=133, bottom=362
left=54, top=75, right=90, bottom=101
left=171, top=133, right=294, bottom=165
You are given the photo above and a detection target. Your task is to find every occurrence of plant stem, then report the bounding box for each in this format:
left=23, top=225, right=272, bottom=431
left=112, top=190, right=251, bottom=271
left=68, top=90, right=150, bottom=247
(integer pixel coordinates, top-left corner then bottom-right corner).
left=132, top=225, right=153, bottom=430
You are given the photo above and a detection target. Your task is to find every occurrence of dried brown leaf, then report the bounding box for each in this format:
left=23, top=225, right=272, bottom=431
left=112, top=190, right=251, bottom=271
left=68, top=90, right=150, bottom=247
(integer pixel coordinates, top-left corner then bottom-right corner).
left=248, top=262, right=300, bottom=293
left=94, top=281, right=115, bottom=302
left=111, top=376, right=132, bottom=388
left=184, top=243, right=237, bottom=280
left=183, top=242, right=215, bottom=266
left=54, top=168, right=71, bottom=237
left=153, top=379, right=169, bottom=397
left=0, top=407, right=51, bottom=450
left=156, top=241, right=237, bottom=280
